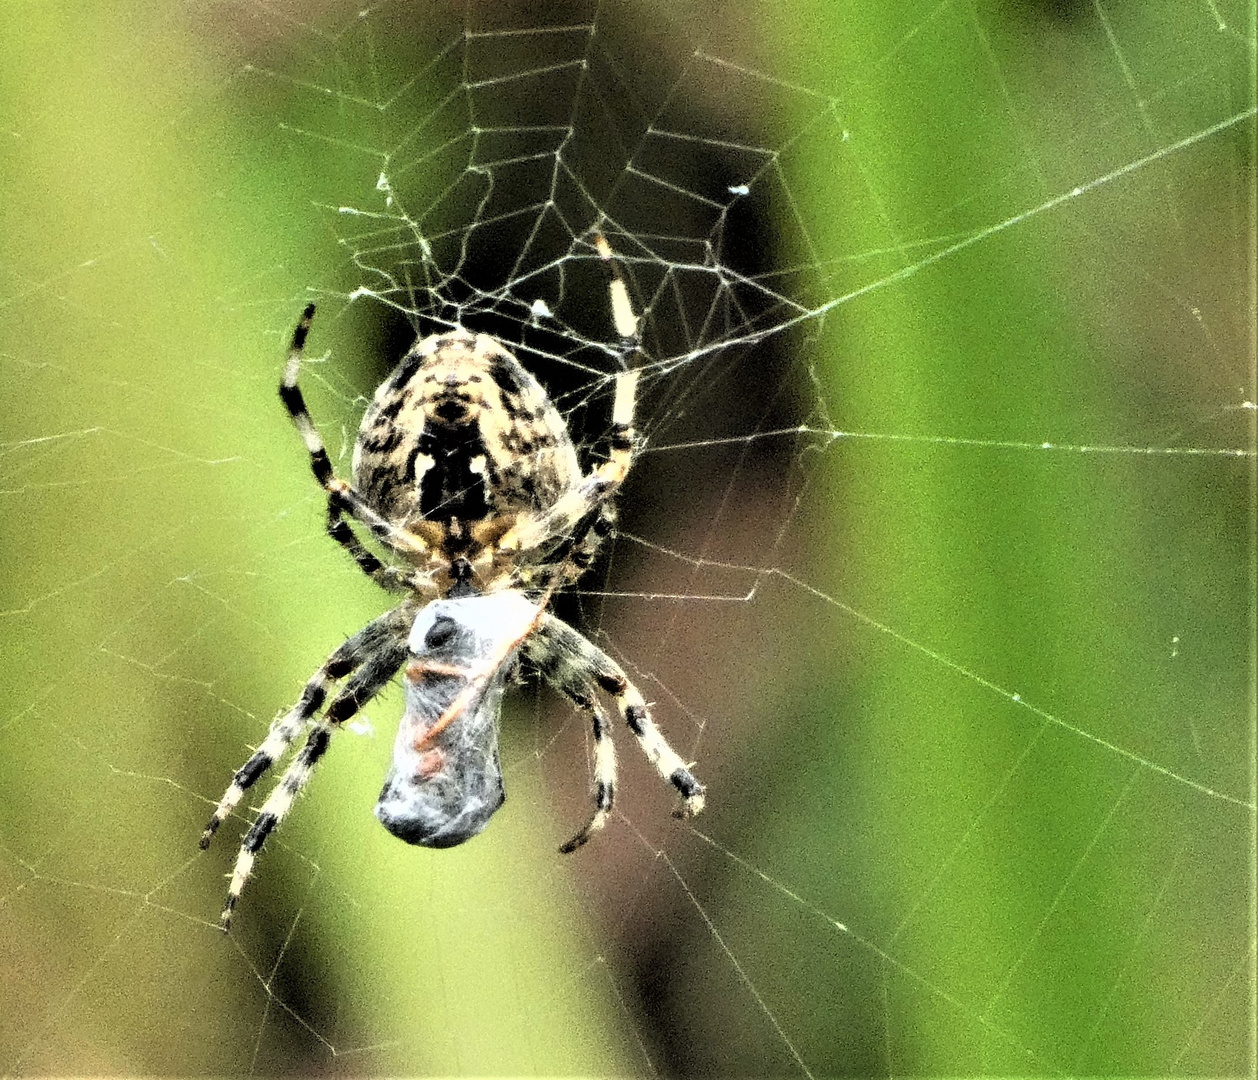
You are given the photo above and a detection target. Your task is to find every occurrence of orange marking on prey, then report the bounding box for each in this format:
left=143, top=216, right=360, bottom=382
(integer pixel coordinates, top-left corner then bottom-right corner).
left=405, top=660, right=472, bottom=681
left=413, top=747, right=446, bottom=779
left=409, top=603, right=548, bottom=752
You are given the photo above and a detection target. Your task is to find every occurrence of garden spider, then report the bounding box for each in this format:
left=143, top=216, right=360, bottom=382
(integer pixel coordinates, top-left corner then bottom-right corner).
left=200, top=236, right=705, bottom=930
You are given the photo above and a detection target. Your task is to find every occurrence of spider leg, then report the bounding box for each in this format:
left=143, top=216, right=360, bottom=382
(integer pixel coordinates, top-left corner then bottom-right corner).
left=279, top=304, right=430, bottom=562
left=527, top=650, right=619, bottom=852
left=527, top=613, right=703, bottom=849
left=325, top=498, right=417, bottom=593
left=217, top=618, right=412, bottom=930
left=218, top=719, right=332, bottom=931
left=496, top=235, right=641, bottom=562
left=201, top=604, right=416, bottom=849
left=558, top=695, right=617, bottom=853
left=523, top=501, right=616, bottom=596
left=200, top=647, right=358, bottom=850
left=594, top=232, right=644, bottom=371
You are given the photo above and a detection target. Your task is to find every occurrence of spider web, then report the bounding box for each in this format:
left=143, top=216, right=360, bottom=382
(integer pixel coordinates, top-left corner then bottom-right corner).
left=1, top=0, right=1254, bottom=1075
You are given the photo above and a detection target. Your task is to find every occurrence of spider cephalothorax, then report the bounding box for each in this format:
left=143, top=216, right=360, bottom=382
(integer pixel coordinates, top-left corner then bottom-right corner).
left=201, top=236, right=705, bottom=930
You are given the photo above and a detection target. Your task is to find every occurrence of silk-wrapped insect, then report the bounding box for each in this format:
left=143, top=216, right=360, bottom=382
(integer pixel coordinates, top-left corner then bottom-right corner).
left=375, top=593, right=538, bottom=847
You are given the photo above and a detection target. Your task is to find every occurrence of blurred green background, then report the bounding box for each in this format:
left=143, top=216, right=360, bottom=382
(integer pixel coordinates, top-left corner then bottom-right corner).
left=1, top=0, right=1253, bottom=1075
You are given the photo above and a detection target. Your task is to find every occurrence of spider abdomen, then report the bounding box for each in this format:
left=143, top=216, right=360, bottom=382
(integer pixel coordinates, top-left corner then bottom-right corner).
left=352, top=331, right=580, bottom=540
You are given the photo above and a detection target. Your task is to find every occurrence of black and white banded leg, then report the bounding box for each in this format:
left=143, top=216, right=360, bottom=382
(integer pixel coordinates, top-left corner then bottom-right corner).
left=199, top=604, right=415, bottom=850
left=560, top=698, right=617, bottom=854
left=203, top=604, right=413, bottom=929
left=497, top=235, right=642, bottom=562
left=217, top=631, right=411, bottom=930
left=529, top=654, right=619, bottom=853
left=533, top=501, right=617, bottom=595
left=280, top=304, right=430, bottom=566
left=526, top=614, right=704, bottom=851
left=200, top=663, right=350, bottom=852
left=325, top=499, right=416, bottom=593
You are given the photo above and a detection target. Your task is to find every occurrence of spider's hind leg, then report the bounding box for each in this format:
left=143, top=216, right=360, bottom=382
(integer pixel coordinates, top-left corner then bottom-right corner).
left=278, top=304, right=428, bottom=563
left=495, top=235, right=642, bottom=564
left=325, top=498, right=416, bottom=592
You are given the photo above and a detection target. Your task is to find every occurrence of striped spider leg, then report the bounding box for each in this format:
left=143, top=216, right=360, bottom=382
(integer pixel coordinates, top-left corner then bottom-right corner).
left=525, top=609, right=705, bottom=853
left=491, top=234, right=643, bottom=577
left=201, top=602, right=416, bottom=929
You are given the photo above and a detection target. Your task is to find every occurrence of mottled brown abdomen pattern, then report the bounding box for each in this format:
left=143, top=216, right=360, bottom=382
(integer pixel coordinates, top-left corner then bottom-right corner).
left=352, top=331, right=581, bottom=545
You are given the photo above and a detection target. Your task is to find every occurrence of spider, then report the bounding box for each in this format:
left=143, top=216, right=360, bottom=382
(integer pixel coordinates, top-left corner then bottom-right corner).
left=200, top=236, right=705, bottom=930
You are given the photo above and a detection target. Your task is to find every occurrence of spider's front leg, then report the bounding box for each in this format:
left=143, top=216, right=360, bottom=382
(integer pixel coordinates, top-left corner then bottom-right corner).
left=203, top=603, right=414, bottom=930
left=527, top=612, right=704, bottom=852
